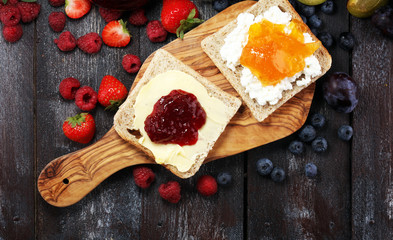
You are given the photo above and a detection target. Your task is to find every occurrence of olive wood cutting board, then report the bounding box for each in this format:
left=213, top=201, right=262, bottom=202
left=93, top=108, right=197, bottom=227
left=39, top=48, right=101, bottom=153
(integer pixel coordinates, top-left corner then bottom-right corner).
left=38, top=1, right=315, bottom=207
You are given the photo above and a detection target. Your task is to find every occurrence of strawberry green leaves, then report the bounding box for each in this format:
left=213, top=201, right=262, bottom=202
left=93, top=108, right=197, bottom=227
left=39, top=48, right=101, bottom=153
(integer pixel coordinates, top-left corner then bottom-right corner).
left=176, top=9, right=203, bottom=39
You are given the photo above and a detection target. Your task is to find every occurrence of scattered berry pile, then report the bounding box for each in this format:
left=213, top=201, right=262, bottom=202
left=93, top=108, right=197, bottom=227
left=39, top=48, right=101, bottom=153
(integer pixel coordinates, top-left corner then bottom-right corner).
left=256, top=158, right=286, bottom=183
left=59, top=75, right=127, bottom=143
left=286, top=111, right=354, bottom=179
left=130, top=166, right=236, bottom=203
left=0, top=0, right=40, bottom=43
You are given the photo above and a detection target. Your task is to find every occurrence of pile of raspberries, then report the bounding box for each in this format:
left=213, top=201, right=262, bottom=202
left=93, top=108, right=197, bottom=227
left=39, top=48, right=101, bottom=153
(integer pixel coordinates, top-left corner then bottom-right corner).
left=0, top=0, right=41, bottom=43
left=99, top=8, right=167, bottom=43
left=133, top=166, right=218, bottom=204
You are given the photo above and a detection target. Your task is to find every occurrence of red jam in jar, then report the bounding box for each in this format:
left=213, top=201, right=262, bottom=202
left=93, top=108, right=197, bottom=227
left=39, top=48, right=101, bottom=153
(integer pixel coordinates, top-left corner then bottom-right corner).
left=144, top=89, right=207, bottom=146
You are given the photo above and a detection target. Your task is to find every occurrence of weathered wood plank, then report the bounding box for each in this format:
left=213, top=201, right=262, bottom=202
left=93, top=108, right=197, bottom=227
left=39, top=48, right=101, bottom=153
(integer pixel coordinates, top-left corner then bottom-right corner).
left=138, top=1, right=244, bottom=239
left=351, top=14, right=393, bottom=239
left=140, top=155, right=244, bottom=239
left=247, top=1, right=352, bottom=238
left=0, top=21, right=36, bottom=239
left=35, top=2, right=142, bottom=238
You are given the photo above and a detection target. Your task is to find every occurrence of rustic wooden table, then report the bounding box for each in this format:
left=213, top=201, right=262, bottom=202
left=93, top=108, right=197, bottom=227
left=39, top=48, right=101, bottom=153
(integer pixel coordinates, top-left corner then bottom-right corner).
left=1, top=0, right=392, bottom=239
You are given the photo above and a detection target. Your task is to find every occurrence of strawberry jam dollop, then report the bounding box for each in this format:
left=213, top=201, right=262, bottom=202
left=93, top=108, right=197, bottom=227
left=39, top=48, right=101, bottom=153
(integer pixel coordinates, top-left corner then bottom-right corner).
left=144, top=89, right=206, bottom=146
left=240, top=19, right=321, bottom=86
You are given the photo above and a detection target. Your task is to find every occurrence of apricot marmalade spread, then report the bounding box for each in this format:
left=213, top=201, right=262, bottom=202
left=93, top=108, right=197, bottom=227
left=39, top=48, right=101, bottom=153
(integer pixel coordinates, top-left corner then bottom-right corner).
left=240, top=19, right=321, bottom=86
left=144, top=89, right=207, bottom=146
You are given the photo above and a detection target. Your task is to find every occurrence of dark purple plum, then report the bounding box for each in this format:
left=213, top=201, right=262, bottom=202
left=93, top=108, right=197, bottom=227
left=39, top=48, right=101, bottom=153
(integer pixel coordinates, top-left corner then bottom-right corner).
left=323, top=72, right=358, bottom=113
left=372, top=6, right=393, bottom=38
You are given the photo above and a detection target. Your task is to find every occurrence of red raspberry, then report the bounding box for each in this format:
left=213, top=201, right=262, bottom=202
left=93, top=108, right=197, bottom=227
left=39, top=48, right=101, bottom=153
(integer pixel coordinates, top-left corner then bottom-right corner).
left=132, top=166, right=155, bottom=188
left=75, top=86, right=98, bottom=111
left=48, top=0, right=65, bottom=7
left=0, top=5, right=21, bottom=26
left=196, top=175, right=217, bottom=196
left=158, top=181, right=181, bottom=203
left=98, top=7, right=122, bottom=23
left=146, top=20, right=167, bottom=43
left=54, top=31, right=76, bottom=52
left=77, top=32, right=102, bottom=54
left=128, top=9, right=147, bottom=26
left=2, top=24, right=22, bottom=43
left=59, top=77, right=81, bottom=100
left=17, top=2, right=40, bottom=23
left=48, top=11, right=66, bottom=32
left=122, top=54, right=141, bottom=73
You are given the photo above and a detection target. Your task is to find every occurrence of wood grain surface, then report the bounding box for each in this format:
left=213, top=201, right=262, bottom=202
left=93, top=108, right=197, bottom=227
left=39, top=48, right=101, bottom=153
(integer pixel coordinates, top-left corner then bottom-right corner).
left=351, top=13, right=393, bottom=240
left=0, top=21, right=36, bottom=239
left=1, top=0, right=392, bottom=239
left=37, top=0, right=316, bottom=207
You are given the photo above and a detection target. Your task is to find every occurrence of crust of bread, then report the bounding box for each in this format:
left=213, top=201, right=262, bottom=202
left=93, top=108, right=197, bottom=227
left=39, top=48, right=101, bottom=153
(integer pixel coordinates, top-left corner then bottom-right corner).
left=201, top=0, right=332, bottom=122
left=114, top=49, right=241, bottom=178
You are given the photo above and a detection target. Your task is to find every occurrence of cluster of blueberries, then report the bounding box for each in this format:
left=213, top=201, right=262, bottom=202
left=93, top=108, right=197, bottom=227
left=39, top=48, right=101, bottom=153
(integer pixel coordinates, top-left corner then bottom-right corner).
left=255, top=113, right=353, bottom=182
left=290, top=113, right=353, bottom=155
left=289, top=0, right=356, bottom=51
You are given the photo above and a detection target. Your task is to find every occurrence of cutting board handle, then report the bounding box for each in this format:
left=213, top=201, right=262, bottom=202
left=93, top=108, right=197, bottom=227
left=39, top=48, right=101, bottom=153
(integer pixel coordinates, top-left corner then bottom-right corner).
left=37, top=127, right=154, bottom=207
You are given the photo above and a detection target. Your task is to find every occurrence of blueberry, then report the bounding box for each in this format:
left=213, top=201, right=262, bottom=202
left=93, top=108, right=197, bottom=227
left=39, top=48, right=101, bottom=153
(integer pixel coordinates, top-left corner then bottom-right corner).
left=338, top=125, right=353, bottom=141
left=270, top=167, right=286, bottom=183
left=300, top=15, right=307, bottom=24
left=298, top=125, right=316, bottom=142
left=217, top=172, right=232, bottom=186
left=288, top=140, right=304, bottom=155
left=311, top=137, right=328, bottom=153
left=298, top=3, right=315, bottom=17
left=256, top=158, right=273, bottom=176
left=213, top=0, right=229, bottom=12
left=308, top=15, right=322, bottom=29
left=310, top=113, right=326, bottom=129
left=321, top=0, right=335, bottom=15
left=305, top=163, right=317, bottom=179
left=317, top=32, right=334, bottom=48
left=339, top=32, right=356, bottom=51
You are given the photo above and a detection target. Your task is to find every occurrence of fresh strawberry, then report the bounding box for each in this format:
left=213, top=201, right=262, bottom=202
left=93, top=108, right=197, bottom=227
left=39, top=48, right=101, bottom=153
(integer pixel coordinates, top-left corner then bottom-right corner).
left=161, top=0, right=203, bottom=38
left=62, top=113, right=95, bottom=144
left=98, top=75, right=128, bottom=111
left=65, top=0, right=91, bottom=19
left=101, top=19, right=131, bottom=47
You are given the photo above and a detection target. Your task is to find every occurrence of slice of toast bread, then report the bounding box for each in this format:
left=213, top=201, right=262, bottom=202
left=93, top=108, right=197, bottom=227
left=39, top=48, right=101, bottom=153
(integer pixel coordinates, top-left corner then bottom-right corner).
left=114, top=49, right=241, bottom=178
left=201, top=0, right=332, bottom=122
